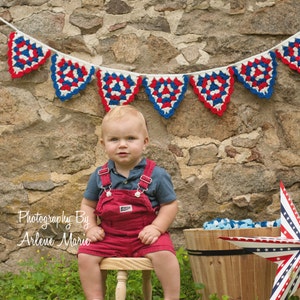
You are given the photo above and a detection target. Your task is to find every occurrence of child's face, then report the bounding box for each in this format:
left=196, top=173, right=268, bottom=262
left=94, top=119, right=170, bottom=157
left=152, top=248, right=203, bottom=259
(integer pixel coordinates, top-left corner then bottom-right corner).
left=101, top=116, right=149, bottom=170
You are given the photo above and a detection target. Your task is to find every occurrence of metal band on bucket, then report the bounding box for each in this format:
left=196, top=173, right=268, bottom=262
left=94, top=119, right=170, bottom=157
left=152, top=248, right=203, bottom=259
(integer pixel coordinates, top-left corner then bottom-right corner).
left=186, top=248, right=251, bottom=256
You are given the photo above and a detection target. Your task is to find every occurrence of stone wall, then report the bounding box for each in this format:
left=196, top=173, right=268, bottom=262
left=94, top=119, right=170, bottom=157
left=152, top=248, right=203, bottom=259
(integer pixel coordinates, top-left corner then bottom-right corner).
left=1, top=0, right=300, bottom=272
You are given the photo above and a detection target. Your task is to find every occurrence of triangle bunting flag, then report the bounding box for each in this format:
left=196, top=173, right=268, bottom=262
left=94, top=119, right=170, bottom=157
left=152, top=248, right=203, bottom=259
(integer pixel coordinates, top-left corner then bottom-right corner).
left=7, top=31, right=51, bottom=78
left=275, top=36, right=300, bottom=73
left=190, top=67, right=234, bottom=116
left=143, top=75, right=189, bottom=118
left=50, top=54, right=95, bottom=101
left=233, top=51, right=277, bottom=99
left=96, top=70, right=142, bottom=111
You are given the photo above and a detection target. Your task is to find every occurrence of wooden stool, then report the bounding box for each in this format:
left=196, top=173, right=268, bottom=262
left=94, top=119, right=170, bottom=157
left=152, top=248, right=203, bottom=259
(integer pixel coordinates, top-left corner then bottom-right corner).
left=100, top=257, right=154, bottom=300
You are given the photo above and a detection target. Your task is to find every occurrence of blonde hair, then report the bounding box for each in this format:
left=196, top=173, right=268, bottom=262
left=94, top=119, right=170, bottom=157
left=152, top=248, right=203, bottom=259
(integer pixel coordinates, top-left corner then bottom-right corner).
left=101, top=105, right=148, bottom=137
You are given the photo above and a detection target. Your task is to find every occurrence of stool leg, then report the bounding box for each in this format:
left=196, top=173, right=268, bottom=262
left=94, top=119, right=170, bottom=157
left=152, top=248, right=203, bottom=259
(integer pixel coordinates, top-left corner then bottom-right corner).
left=115, top=270, right=128, bottom=300
left=142, top=270, right=152, bottom=300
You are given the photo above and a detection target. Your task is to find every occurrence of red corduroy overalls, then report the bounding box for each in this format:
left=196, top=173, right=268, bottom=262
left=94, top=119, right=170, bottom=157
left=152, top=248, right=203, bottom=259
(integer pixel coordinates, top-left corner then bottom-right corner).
left=95, top=159, right=158, bottom=237
left=78, top=159, right=175, bottom=257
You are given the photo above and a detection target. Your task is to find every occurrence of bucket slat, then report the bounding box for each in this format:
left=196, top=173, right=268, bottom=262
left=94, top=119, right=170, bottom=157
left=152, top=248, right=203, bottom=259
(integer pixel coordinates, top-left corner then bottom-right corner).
left=184, top=227, right=300, bottom=300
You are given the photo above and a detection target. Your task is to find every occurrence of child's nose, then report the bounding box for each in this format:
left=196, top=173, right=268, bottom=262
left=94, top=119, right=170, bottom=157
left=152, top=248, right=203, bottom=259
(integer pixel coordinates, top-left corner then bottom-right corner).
left=119, top=139, right=127, bottom=146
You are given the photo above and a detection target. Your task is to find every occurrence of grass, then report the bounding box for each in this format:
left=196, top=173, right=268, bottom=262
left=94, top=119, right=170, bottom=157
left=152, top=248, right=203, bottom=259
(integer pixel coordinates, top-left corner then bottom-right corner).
left=0, top=248, right=199, bottom=300
left=0, top=248, right=299, bottom=300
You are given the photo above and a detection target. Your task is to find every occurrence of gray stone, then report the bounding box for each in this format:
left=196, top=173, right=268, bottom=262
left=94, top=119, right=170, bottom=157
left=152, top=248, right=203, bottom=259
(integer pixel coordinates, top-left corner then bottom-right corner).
left=188, top=144, right=219, bottom=165
left=69, top=8, right=103, bottom=35
left=22, top=180, right=56, bottom=191
left=105, top=0, right=133, bottom=15
left=131, top=15, right=170, bottom=32
left=14, top=12, right=65, bottom=38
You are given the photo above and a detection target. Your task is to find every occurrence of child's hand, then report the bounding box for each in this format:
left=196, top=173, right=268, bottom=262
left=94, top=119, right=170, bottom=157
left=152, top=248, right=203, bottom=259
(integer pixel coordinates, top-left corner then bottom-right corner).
left=86, top=226, right=105, bottom=242
left=138, top=224, right=161, bottom=245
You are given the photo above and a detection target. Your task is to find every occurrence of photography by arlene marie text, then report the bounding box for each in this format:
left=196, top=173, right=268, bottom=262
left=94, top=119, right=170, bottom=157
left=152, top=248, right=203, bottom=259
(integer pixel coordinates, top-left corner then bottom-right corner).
left=17, top=210, right=90, bottom=248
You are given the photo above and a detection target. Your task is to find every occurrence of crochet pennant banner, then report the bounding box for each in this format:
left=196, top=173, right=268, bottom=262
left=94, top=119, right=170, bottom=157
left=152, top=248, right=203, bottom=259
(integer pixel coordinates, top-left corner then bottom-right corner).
left=190, top=67, right=234, bottom=116
left=232, top=51, right=277, bottom=98
left=96, top=70, right=142, bottom=111
left=51, top=54, right=95, bottom=101
left=7, top=31, right=51, bottom=78
left=143, top=74, right=188, bottom=118
left=275, top=37, right=300, bottom=73
left=2, top=18, right=300, bottom=118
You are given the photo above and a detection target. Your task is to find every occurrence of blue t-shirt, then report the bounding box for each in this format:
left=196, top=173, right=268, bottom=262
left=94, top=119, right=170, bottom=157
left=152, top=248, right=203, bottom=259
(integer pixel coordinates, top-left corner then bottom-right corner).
left=84, top=158, right=176, bottom=208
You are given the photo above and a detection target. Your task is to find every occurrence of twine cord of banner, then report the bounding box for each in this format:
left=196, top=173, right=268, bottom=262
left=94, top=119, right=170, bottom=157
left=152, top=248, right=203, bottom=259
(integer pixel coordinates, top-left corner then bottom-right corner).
left=1, top=16, right=299, bottom=78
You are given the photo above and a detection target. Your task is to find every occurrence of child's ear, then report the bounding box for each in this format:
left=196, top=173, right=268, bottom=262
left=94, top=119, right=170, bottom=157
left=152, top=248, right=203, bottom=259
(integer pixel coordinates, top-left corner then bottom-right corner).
left=143, top=137, right=149, bottom=149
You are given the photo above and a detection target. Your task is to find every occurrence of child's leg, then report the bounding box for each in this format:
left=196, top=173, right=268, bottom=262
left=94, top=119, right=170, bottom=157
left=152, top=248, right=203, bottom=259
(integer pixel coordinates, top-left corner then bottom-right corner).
left=146, top=251, right=180, bottom=300
left=78, top=253, right=104, bottom=300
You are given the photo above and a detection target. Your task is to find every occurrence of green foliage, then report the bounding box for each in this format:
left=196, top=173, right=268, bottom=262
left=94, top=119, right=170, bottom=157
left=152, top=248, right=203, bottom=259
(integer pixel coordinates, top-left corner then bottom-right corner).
left=0, top=255, right=84, bottom=300
left=0, top=248, right=200, bottom=300
left=176, top=247, right=202, bottom=300
left=0, top=248, right=299, bottom=300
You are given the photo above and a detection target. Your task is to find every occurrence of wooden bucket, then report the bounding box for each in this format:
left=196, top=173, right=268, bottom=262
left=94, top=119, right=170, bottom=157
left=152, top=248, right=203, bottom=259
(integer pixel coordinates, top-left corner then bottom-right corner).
left=183, top=227, right=299, bottom=300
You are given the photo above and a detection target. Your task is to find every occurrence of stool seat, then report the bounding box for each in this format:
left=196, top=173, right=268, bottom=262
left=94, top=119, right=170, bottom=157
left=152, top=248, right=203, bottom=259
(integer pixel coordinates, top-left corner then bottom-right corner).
left=100, top=257, right=154, bottom=300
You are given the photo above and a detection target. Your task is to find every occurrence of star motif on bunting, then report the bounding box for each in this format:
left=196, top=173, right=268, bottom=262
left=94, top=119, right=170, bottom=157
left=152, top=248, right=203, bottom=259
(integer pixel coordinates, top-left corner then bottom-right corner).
left=233, top=51, right=277, bottom=99
left=50, top=54, right=95, bottom=101
left=96, top=70, right=142, bottom=111
left=7, top=31, right=51, bottom=78
left=275, top=37, right=300, bottom=73
left=220, top=181, right=300, bottom=300
left=190, top=67, right=234, bottom=116
left=143, top=75, right=189, bottom=119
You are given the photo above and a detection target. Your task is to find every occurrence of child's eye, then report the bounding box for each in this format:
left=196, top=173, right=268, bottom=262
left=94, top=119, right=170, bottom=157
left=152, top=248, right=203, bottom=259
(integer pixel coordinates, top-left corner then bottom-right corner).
left=127, top=136, right=136, bottom=140
left=109, top=137, right=118, bottom=142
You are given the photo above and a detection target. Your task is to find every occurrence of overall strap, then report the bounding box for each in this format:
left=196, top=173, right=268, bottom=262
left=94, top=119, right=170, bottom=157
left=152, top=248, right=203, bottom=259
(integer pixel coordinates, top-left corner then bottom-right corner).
left=138, top=159, right=156, bottom=191
left=98, top=162, right=111, bottom=187
left=98, top=159, right=156, bottom=191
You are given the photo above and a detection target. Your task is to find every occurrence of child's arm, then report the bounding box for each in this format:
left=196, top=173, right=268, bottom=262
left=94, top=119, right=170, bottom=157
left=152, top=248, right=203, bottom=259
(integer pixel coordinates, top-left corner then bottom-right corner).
left=80, top=198, right=105, bottom=242
left=138, top=200, right=178, bottom=245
